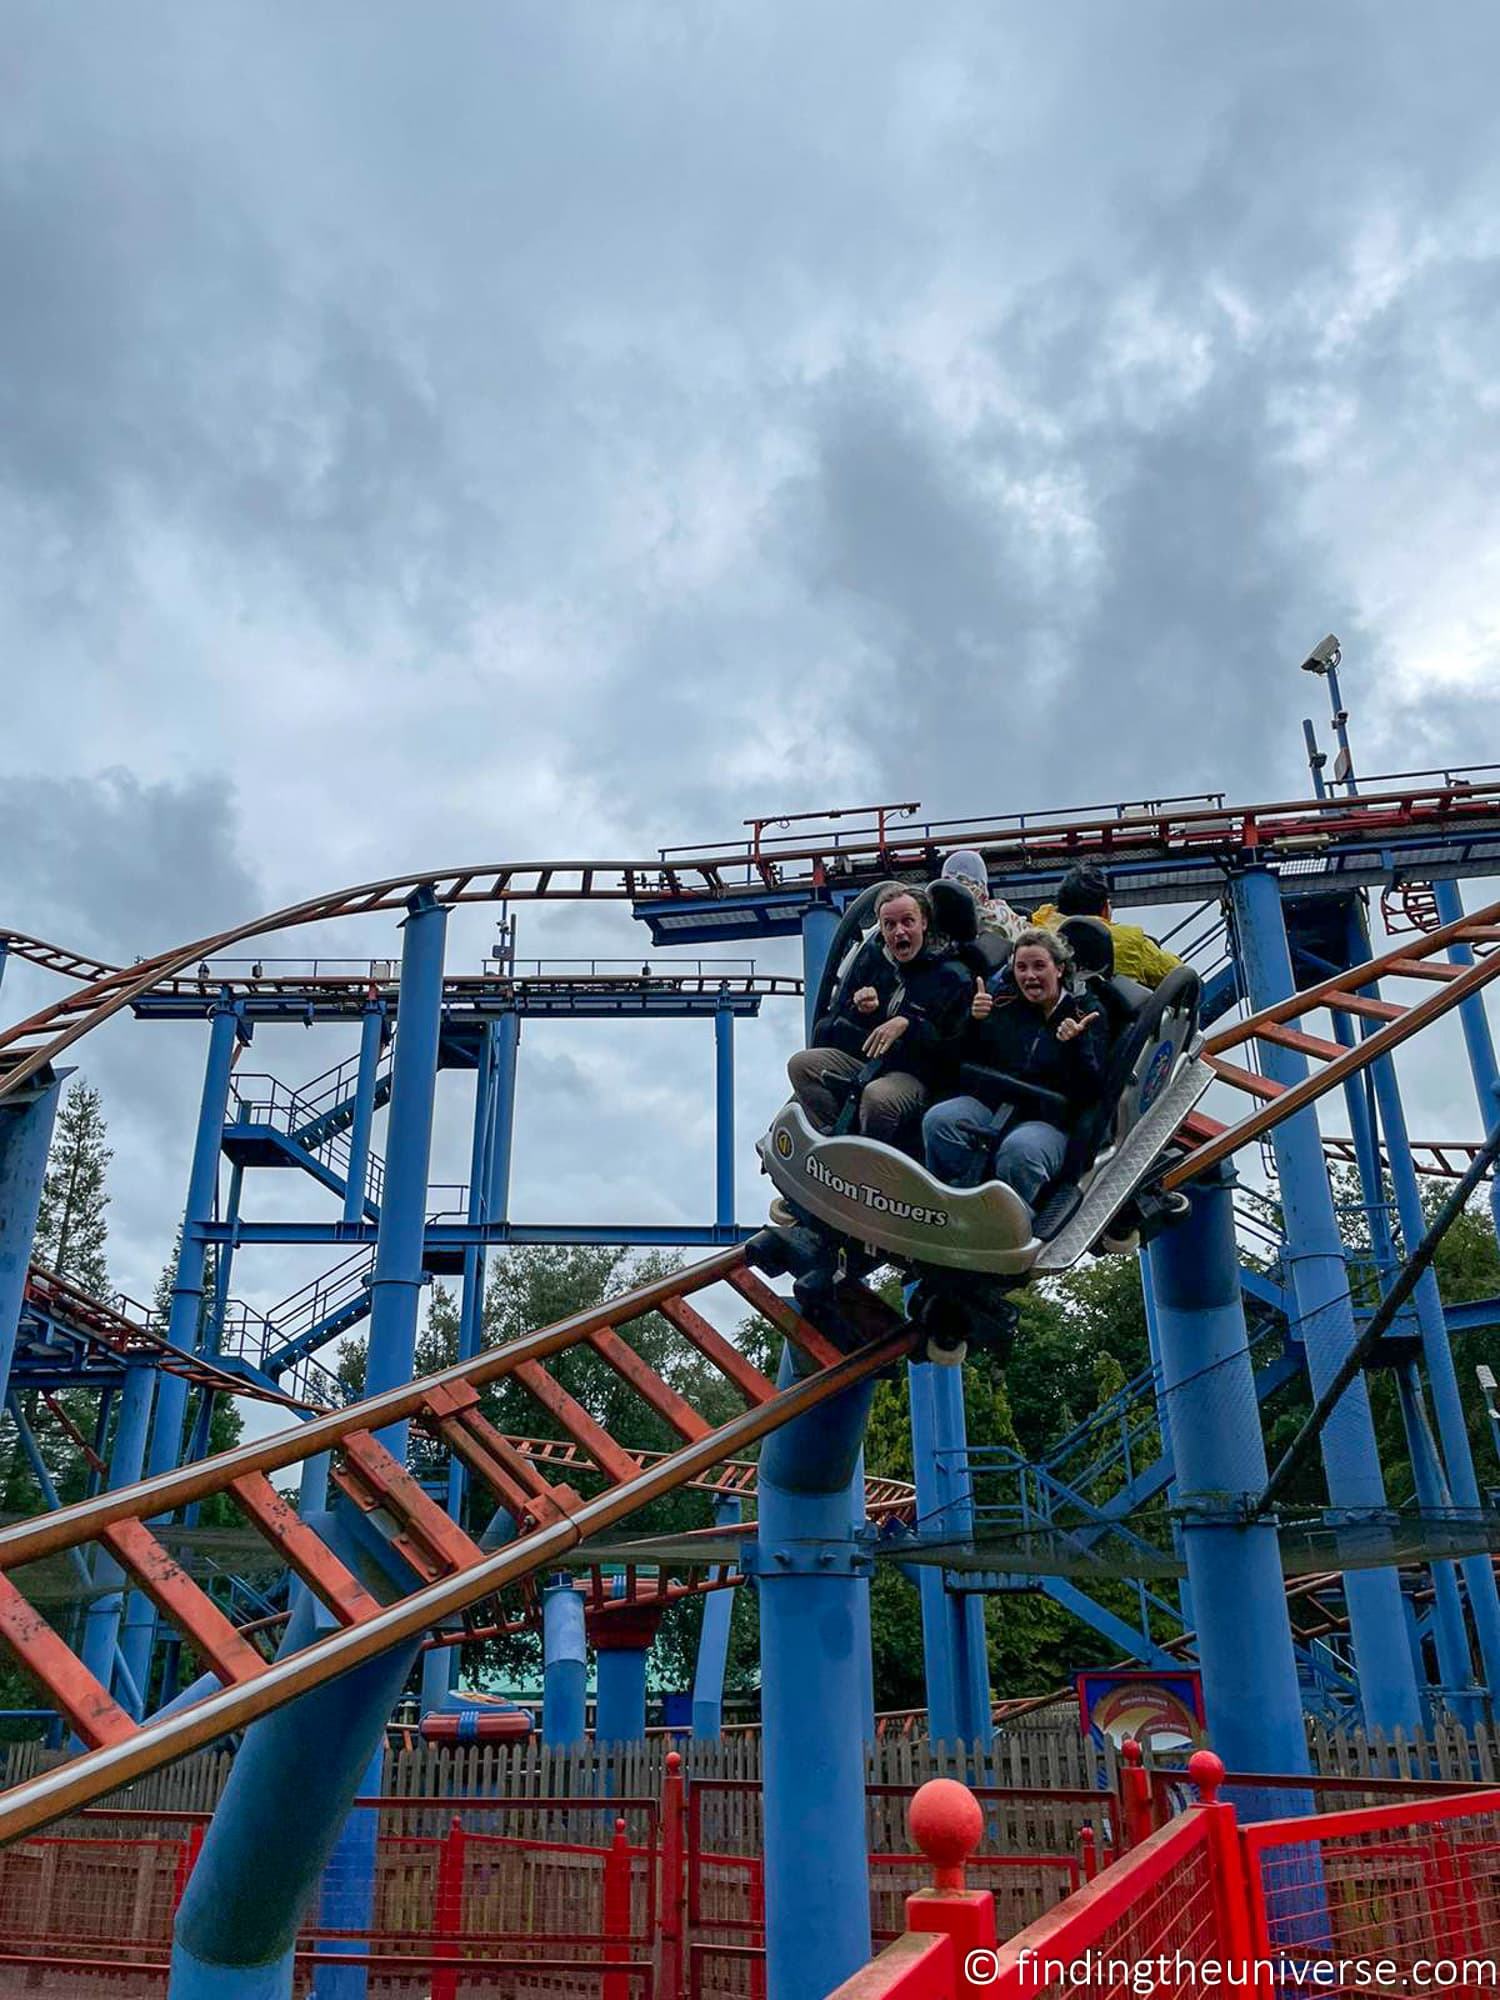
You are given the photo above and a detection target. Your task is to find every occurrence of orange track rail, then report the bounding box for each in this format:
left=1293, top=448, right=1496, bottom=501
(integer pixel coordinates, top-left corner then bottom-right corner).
left=0, top=1246, right=914, bottom=1844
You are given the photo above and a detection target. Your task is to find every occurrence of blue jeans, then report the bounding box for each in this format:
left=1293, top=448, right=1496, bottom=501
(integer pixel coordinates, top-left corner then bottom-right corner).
left=922, top=1096, right=1067, bottom=1206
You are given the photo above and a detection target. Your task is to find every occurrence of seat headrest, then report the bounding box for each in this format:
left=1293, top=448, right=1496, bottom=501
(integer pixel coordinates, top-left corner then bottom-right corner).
left=928, top=877, right=979, bottom=945
left=1058, top=916, right=1114, bottom=979
left=971, top=932, right=1014, bottom=976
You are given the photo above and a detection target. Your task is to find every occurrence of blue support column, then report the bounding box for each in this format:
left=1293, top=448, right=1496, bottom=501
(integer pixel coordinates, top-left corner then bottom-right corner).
left=342, top=1001, right=386, bottom=1227
left=849, top=1448, right=877, bottom=1743
left=1392, top=1366, right=1481, bottom=1721
left=1144, top=1176, right=1311, bottom=1816
left=907, top=1361, right=991, bottom=1748
left=1325, top=964, right=1478, bottom=1712
left=1141, top=1257, right=1193, bottom=1634
left=311, top=1741, right=384, bottom=2000
left=691, top=1496, right=741, bottom=1739
left=1431, top=879, right=1500, bottom=1247
left=489, top=1011, right=520, bottom=1221
left=756, top=1341, right=877, bottom=2000
left=169, top=1514, right=422, bottom=2000
left=800, top=901, right=842, bottom=1043
left=423, top=1023, right=499, bottom=1717
left=1230, top=869, right=1421, bottom=1730
left=364, top=888, right=448, bottom=1460
left=118, top=1002, right=243, bottom=1709
left=542, top=1580, right=587, bottom=1745
left=79, top=1363, right=154, bottom=1719
left=148, top=1002, right=244, bottom=1479
left=0, top=1075, right=62, bottom=1409
left=714, top=1000, right=735, bottom=1231
left=595, top=1644, right=649, bottom=1745
left=1350, top=905, right=1500, bottom=1704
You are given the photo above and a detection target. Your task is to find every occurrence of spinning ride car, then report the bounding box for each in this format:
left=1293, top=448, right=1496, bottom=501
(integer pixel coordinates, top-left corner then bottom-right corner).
left=755, top=878, right=1211, bottom=1361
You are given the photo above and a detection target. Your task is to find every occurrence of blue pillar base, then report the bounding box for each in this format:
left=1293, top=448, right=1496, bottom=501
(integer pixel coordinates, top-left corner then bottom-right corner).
left=169, top=1939, right=295, bottom=2000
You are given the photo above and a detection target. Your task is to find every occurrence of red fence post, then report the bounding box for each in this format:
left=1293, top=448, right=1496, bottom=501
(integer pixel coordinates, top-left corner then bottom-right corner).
left=659, top=1748, right=686, bottom=2000
left=172, top=1822, right=206, bottom=1909
left=749, top=1854, right=767, bottom=2000
left=604, top=1816, right=632, bottom=2000
left=1119, top=1741, right=1155, bottom=1851
left=899, top=1780, right=997, bottom=2000
left=431, top=1813, right=466, bottom=2000
left=1186, top=1752, right=1259, bottom=1982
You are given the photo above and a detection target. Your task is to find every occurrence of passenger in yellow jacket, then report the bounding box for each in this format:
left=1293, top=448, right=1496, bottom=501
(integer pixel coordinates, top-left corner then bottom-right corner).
left=1031, top=864, right=1182, bottom=988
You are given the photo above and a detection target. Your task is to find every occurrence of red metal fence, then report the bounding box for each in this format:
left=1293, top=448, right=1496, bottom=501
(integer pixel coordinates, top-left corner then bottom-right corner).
left=837, top=1755, right=1500, bottom=2000
left=6, top=1746, right=1495, bottom=2000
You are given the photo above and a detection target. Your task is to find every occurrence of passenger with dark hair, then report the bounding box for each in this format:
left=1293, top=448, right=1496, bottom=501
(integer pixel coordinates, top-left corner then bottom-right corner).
left=1032, top=864, right=1181, bottom=989
left=922, top=926, right=1105, bottom=1207
left=787, top=882, right=971, bottom=1144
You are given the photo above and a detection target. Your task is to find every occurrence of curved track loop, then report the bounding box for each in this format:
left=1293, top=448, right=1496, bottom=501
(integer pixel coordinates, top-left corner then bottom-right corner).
left=0, top=1244, right=914, bottom=1844
left=5, top=774, right=1500, bottom=1101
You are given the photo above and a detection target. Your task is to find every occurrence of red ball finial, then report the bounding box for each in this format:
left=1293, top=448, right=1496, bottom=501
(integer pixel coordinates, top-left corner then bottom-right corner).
left=666, top=1750, right=682, bottom=1773
left=1121, top=1737, right=1143, bottom=1767
left=909, top=1778, right=984, bottom=1891
left=1188, top=1750, right=1225, bottom=1806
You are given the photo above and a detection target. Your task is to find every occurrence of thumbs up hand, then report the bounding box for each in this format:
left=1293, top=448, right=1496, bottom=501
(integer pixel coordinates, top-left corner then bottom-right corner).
left=971, top=976, right=994, bottom=1020
left=1056, top=1007, right=1101, bottom=1043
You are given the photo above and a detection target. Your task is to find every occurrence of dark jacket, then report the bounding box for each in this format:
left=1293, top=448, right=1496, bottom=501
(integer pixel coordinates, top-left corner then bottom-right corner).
left=814, top=936, right=972, bottom=1086
left=959, top=982, right=1106, bottom=1128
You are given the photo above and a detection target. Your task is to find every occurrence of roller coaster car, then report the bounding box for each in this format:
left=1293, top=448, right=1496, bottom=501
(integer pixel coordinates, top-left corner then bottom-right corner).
left=753, top=884, right=1212, bottom=1360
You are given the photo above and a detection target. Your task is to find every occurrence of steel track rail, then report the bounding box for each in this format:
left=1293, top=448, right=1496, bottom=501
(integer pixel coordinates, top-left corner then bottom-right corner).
left=0, top=1313, right=910, bottom=1844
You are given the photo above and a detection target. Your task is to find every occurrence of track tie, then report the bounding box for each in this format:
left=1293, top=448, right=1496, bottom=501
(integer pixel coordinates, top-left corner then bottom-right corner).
left=97, top=1520, right=268, bottom=1685
left=510, top=1361, right=643, bottom=1486
left=0, top=1576, right=137, bottom=1749
left=418, top=1382, right=581, bottom=1529
left=726, top=1268, right=846, bottom=1370
left=1325, top=992, right=1406, bottom=1023
left=584, top=1323, right=712, bottom=1440
left=334, top=1431, right=489, bottom=1583
left=1386, top=956, right=1463, bottom=982
left=657, top=1296, right=776, bottom=1405
left=1203, top=1057, right=1285, bottom=1102
left=1254, top=1022, right=1349, bottom=1063
left=229, top=1472, right=383, bottom=1625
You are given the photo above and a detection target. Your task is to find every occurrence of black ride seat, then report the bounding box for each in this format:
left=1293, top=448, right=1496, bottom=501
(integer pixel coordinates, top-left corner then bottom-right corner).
left=814, top=879, right=985, bottom=1146
left=1019, top=917, right=1201, bottom=1238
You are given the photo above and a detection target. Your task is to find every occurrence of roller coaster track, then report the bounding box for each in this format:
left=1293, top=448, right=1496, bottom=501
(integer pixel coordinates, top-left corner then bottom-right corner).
left=0, top=1246, right=913, bottom=1843
left=1, top=838, right=1498, bottom=1841
left=3, top=773, right=1499, bottom=1100
left=1166, top=894, right=1500, bottom=1187
left=20, top=1266, right=320, bottom=1415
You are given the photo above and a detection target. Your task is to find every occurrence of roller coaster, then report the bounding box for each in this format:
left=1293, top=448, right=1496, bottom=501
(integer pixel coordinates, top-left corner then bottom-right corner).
left=1, top=754, right=1499, bottom=1998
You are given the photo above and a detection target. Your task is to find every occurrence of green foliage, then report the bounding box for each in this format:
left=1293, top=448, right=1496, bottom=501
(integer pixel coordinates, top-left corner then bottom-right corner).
left=0, top=1080, right=116, bottom=1521
left=34, top=1080, right=112, bottom=1298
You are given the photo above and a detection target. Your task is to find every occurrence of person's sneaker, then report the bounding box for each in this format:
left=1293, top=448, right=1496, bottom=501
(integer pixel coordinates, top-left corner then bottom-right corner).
left=769, top=1197, right=797, bottom=1227
left=925, top=1332, right=967, bottom=1367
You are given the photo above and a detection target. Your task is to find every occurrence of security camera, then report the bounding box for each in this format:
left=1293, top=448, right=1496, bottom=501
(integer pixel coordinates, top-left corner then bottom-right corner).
left=1299, top=634, right=1341, bottom=675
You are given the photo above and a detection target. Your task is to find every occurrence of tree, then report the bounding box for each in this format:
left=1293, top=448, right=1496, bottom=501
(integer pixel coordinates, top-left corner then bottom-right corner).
left=0, top=1081, right=114, bottom=1517
left=33, top=1080, right=112, bottom=1297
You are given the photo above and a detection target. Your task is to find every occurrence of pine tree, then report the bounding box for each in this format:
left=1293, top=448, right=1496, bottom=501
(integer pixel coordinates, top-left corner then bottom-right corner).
left=33, top=1080, right=113, bottom=1298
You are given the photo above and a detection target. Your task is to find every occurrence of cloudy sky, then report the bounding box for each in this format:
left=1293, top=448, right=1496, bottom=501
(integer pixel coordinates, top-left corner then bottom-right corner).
left=4, top=3, right=1500, bottom=1324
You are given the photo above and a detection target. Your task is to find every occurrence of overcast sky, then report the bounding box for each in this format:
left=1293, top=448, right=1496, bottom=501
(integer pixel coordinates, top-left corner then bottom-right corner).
left=4, top=4, right=1500, bottom=1328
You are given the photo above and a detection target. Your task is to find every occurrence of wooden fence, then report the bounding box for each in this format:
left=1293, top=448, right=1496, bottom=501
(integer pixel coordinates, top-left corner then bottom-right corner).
left=4, top=1714, right=1498, bottom=1827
